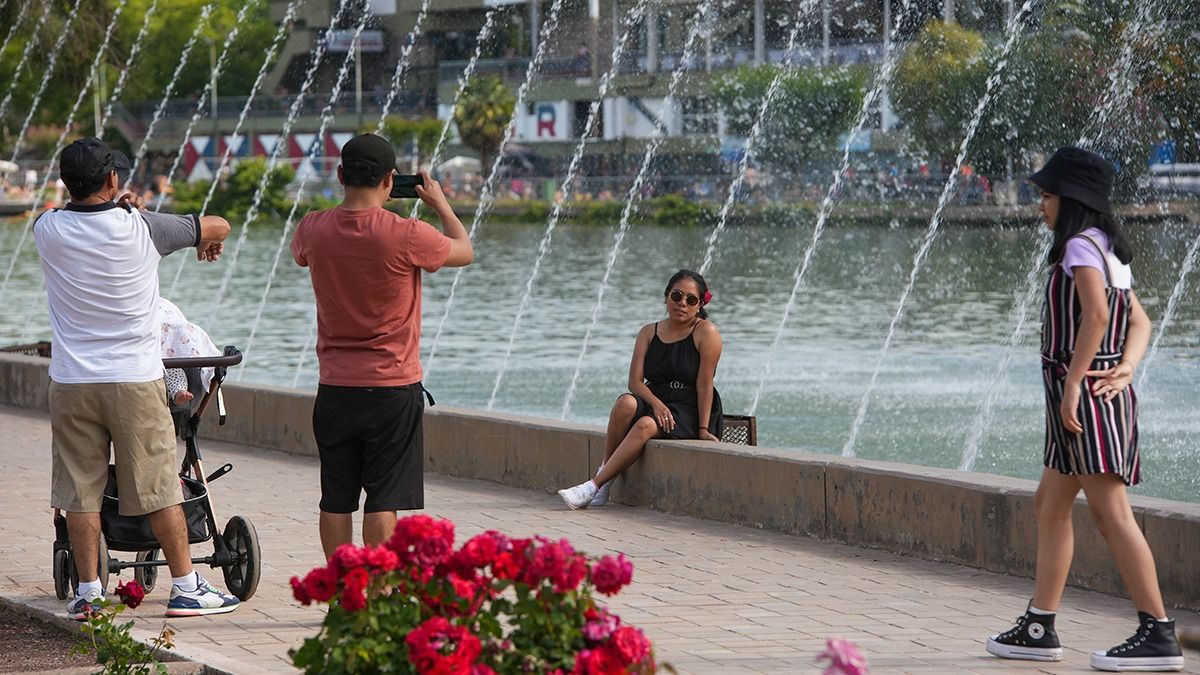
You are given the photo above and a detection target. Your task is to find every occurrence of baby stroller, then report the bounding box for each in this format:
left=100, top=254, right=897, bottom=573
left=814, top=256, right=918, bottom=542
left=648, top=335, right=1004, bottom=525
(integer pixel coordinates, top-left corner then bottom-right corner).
left=51, top=346, right=261, bottom=602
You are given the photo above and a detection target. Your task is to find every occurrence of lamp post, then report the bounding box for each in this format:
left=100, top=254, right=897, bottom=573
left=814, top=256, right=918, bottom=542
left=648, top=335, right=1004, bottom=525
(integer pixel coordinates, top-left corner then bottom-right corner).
left=753, top=0, right=764, bottom=66
left=821, top=0, right=830, bottom=66
left=881, top=0, right=895, bottom=131
left=589, top=0, right=599, bottom=79
left=210, top=39, right=219, bottom=168
left=530, top=0, right=540, bottom=57
left=355, top=32, right=363, bottom=129
left=646, top=6, right=658, bottom=73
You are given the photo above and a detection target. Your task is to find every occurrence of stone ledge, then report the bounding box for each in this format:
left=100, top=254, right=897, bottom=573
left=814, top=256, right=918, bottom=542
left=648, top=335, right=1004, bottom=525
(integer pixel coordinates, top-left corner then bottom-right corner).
left=2, top=353, right=1197, bottom=610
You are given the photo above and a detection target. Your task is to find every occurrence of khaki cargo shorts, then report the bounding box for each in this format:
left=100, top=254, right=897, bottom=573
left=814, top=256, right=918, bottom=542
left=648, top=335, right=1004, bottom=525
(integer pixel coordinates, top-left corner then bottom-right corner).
left=49, top=380, right=182, bottom=516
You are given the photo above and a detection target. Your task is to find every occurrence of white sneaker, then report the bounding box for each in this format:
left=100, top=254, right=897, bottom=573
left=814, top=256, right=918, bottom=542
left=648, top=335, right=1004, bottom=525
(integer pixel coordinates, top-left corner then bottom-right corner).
left=66, top=588, right=104, bottom=621
left=558, top=480, right=598, bottom=510
left=590, top=480, right=611, bottom=507
left=165, top=573, right=240, bottom=617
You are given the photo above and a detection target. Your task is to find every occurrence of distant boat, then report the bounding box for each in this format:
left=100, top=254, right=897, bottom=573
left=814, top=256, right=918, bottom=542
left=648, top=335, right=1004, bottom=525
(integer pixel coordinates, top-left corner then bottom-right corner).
left=0, top=198, right=37, bottom=216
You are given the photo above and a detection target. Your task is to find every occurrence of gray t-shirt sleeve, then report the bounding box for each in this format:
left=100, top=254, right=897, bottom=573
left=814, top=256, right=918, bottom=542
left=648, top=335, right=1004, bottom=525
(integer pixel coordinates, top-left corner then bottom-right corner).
left=139, top=210, right=201, bottom=256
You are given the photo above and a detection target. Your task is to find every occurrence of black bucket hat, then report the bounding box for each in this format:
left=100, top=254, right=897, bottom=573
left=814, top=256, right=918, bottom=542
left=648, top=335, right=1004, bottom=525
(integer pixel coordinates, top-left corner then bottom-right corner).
left=60, top=137, right=116, bottom=193
left=340, top=134, right=396, bottom=181
left=1029, top=146, right=1114, bottom=215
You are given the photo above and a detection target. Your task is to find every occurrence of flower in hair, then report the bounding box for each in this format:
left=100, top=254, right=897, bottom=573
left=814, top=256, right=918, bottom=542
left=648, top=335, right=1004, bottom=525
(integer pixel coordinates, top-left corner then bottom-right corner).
left=702, top=290, right=713, bottom=306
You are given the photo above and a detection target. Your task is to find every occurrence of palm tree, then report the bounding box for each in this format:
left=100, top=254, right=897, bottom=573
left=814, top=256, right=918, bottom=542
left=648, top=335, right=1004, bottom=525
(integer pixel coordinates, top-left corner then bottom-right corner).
left=453, top=75, right=515, bottom=180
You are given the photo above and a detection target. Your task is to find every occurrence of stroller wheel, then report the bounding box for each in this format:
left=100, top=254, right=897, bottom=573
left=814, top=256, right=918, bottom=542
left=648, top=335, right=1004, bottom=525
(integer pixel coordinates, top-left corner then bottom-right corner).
left=52, top=549, right=70, bottom=600
left=67, top=532, right=110, bottom=596
left=221, top=516, right=260, bottom=601
left=134, top=549, right=160, bottom=593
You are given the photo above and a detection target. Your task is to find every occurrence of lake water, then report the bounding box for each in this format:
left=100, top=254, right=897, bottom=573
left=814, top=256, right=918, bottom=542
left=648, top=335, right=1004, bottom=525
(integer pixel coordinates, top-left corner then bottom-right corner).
left=3, top=215, right=1197, bottom=503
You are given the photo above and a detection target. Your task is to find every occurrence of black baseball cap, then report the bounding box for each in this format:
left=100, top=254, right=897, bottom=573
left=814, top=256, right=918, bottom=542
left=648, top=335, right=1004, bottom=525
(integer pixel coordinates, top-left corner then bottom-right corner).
left=1029, top=146, right=1114, bottom=215
left=113, top=150, right=131, bottom=185
left=60, top=137, right=117, bottom=192
left=340, top=134, right=396, bottom=180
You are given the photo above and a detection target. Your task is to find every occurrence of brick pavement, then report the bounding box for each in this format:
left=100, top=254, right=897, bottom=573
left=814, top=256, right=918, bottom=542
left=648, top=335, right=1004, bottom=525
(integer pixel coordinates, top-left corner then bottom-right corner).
left=1, top=405, right=1195, bottom=674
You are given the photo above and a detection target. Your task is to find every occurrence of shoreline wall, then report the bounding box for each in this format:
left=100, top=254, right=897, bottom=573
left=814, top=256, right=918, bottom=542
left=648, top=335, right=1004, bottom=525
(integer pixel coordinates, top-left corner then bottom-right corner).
left=2, top=352, right=1196, bottom=610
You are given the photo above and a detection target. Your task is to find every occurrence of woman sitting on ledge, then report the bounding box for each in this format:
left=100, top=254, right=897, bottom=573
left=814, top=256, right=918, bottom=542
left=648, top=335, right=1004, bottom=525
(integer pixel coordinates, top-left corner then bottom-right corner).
left=558, top=269, right=723, bottom=510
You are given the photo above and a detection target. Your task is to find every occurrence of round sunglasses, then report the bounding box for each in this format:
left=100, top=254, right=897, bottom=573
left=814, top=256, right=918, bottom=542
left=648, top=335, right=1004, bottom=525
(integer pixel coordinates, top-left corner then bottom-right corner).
left=667, top=289, right=701, bottom=307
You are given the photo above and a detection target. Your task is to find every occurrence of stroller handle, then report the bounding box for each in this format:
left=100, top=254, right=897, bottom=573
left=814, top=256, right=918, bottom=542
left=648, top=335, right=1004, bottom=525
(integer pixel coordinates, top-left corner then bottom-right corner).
left=163, top=347, right=243, bottom=370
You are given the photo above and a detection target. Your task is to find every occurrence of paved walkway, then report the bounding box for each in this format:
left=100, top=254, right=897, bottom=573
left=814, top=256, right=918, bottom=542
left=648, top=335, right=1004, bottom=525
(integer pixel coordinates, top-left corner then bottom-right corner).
left=1, top=405, right=1195, bottom=674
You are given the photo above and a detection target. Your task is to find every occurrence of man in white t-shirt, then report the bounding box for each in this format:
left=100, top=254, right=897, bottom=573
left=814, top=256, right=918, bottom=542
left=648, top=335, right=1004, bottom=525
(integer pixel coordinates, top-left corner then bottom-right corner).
left=35, top=137, right=240, bottom=620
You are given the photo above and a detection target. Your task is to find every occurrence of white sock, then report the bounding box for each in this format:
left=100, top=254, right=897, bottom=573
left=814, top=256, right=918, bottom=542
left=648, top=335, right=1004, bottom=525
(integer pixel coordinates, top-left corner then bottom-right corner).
left=172, top=572, right=199, bottom=592
left=77, top=579, right=103, bottom=599
left=1028, top=605, right=1054, bottom=616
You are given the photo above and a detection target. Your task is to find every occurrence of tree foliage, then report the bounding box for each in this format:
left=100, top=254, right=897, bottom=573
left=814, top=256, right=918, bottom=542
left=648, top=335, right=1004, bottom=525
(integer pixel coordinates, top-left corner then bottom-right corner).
left=0, top=0, right=279, bottom=158
left=378, top=116, right=446, bottom=167
left=891, top=21, right=990, bottom=166
left=452, top=75, right=515, bottom=177
left=892, top=3, right=1200, bottom=191
left=711, top=64, right=866, bottom=168
left=170, top=157, right=294, bottom=222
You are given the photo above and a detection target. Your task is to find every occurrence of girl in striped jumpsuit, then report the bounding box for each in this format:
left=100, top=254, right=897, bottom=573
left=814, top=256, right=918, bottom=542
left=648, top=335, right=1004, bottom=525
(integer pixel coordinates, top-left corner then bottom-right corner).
left=986, top=147, right=1183, bottom=671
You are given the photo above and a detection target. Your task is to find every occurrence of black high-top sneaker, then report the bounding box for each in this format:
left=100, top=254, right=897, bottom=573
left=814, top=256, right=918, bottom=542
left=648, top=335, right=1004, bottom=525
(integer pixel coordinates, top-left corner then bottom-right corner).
left=1090, top=612, right=1185, bottom=672
left=986, top=607, right=1063, bottom=661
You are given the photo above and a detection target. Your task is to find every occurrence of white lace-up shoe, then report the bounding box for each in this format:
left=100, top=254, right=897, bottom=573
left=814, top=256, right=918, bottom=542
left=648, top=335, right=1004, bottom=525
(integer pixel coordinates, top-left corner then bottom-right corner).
left=557, top=480, right=598, bottom=510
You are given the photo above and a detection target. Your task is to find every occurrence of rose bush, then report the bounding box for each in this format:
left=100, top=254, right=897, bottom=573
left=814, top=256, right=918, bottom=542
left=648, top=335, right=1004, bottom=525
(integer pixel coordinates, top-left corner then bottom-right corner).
left=290, top=515, right=656, bottom=674
left=75, top=579, right=176, bottom=675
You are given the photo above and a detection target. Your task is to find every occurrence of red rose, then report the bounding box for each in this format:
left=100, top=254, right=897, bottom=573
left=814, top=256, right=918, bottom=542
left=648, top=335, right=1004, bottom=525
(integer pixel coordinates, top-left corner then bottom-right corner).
left=343, top=567, right=369, bottom=594
left=449, top=573, right=479, bottom=602
left=331, top=543, right=366, bottom=574
left=341, top=584, right=367, bottom=612
left=405, top=617, right=482, bottom=674
left=365, top=545, right=399, bottom=572
left=590, top=554, right=633, bottom=596
left=492, top=552, right=519, bottom=581
left=493, top=538, right=531, bottom=581
left=114, top=580, right=145, bottom=609
left=461, top=530, right=507, bottom=568
left=290, top=576, right=311, bottom=605
left=555, top=554, right=589, bottom=593
left=388, top=515, right=456, bottom=569
left=530, top=539, right=571, bottom=584
left=415, top=535, right=453, bottom=568
left=572, top=645, right=624, bottom=674
left=303, top=566, right=339, bottom=603
left=582, top=609, right=619, bottom=643
left=611, top=626, right=651, bottom=665
left=387, top=514, right=433, bottom=559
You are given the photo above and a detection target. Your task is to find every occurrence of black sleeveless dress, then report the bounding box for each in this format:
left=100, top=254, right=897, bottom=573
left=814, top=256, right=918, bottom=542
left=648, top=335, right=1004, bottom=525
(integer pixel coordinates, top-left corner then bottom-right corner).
left=629, top=321, right=724, bottom=440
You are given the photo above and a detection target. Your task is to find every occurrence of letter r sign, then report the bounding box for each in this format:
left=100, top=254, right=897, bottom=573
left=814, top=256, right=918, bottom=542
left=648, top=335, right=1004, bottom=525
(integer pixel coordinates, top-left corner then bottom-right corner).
left=536, top=104, right=557, bottom=138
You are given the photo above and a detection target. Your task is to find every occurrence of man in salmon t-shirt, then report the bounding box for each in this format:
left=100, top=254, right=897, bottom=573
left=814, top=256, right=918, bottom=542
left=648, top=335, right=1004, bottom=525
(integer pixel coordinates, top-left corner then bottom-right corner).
left=291, top=134, right=473, bottom=559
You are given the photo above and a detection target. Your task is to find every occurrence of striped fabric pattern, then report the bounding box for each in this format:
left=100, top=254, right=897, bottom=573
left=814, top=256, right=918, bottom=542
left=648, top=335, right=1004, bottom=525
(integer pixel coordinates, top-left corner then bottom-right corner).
left=1039, top=236, right=1140, bottom=486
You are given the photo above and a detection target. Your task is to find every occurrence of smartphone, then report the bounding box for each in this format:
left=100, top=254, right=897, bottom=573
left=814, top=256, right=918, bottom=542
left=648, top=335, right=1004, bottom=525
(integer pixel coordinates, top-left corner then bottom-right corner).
left=390, top=173, right=424, bottom=199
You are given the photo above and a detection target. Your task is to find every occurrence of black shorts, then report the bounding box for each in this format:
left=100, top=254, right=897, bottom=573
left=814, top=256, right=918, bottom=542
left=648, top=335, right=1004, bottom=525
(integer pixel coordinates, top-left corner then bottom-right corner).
left=313, top=383, right=426, bottom=513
